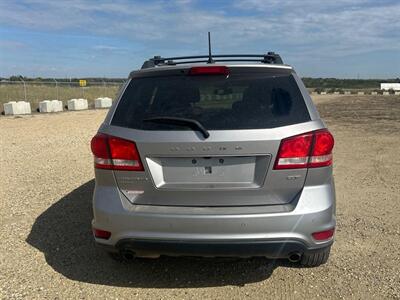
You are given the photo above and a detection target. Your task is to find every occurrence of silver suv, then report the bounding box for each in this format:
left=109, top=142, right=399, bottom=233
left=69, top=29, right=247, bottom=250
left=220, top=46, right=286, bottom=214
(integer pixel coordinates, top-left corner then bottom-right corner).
left=90, top=53, right=335, bottom=267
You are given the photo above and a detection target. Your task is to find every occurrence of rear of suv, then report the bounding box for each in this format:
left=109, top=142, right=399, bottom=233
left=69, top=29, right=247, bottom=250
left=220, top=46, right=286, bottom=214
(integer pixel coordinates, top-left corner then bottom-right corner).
left=91, top=53, right=335, bottom=267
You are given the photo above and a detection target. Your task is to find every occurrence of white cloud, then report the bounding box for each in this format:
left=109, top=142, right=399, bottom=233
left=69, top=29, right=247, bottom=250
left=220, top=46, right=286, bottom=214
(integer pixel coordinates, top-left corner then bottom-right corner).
left=0, top=0, right=399, bottom=59
left=0, top=40, right=27, bottom=49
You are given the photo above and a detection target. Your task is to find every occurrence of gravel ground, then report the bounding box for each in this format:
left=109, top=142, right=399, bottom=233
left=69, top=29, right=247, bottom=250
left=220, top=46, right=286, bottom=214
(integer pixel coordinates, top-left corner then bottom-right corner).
left=0, top=95, right=399, bottom=299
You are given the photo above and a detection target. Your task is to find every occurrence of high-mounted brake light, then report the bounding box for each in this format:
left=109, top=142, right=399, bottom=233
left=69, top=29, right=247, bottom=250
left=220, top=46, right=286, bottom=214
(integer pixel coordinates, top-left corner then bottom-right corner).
left=90, top=133, right=144, bottom=171
left=189, top=66, right=229, bottom=76
left=274, top=129, right=334, bottom=169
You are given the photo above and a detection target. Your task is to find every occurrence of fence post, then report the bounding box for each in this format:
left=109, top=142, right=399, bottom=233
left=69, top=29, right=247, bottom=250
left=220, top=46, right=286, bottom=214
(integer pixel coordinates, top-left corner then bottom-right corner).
left=53, top=78, right=59, bottom=100
left=19, top=77, right=27, bottom=101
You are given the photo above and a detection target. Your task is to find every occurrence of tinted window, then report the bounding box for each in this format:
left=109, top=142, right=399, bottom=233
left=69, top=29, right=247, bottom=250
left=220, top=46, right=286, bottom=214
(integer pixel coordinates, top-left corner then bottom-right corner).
left=111, top=72, right=310, bottom=130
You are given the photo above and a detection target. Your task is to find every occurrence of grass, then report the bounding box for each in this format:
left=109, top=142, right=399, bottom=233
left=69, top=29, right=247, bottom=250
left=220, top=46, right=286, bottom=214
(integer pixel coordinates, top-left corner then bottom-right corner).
left=0, top=84, right=122, bottom=110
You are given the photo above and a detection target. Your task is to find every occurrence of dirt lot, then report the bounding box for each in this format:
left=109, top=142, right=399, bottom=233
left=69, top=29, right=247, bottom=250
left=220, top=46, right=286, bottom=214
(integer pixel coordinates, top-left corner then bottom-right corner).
left=0, top=95, right=399, bottom=299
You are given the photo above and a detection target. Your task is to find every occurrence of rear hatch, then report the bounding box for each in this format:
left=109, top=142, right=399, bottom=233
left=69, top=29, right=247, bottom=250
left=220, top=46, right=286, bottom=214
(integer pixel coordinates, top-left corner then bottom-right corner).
left=106, top=66, right=315, bottom=207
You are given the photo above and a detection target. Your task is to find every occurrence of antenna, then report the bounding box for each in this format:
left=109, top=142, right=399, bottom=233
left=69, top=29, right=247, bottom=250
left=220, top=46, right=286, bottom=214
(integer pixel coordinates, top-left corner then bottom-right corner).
left=207, top=32, right=214, bottom=64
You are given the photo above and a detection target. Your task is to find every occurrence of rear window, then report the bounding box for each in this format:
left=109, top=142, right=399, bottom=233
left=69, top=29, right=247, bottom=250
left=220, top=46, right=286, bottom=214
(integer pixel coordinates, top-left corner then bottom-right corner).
left=111, top=72, right=310, bottom=130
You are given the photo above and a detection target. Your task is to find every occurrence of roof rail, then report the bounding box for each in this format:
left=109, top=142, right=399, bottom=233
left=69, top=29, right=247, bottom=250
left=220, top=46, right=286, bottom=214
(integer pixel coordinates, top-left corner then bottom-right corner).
left=141, top=52, right=283, bottom=69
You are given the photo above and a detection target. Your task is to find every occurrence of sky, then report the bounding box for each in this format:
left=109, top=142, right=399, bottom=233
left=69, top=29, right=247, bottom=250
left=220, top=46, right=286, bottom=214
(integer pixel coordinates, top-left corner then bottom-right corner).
left=0, top=0, right=399, bottom=78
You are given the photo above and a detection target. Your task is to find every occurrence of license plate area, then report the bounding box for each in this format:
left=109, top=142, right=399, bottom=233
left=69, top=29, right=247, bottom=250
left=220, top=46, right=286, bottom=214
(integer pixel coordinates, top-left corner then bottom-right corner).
left=146, top=155, right=270, bottom=190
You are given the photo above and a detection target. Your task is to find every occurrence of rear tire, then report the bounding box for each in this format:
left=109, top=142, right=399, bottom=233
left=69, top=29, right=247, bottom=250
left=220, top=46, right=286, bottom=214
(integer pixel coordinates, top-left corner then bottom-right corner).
left=300, top=246, right=331, bottom=267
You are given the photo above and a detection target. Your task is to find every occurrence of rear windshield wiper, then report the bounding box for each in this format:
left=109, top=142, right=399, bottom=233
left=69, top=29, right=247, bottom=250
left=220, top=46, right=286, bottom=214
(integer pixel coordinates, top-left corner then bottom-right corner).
left=142, top=117, right=210, bottom=139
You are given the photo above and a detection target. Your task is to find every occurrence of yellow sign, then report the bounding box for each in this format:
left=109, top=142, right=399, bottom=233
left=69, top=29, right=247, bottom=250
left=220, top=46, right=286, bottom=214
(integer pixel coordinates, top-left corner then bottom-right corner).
left=79, top=80, right=87, bottom=87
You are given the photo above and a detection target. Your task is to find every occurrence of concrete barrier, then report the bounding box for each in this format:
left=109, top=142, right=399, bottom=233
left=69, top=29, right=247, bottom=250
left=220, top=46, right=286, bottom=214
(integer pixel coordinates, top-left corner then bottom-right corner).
left=94, top=97, right=112, bottom=109
left=383, top=91, right=390, bottom=96
left=320, top=92, right=327, bottom=95
left=395, top=91, right=400, bottom=95
left=4, top=101, right=31, bottom=115
left=371, top=92, right=378, bottom=95
left=67, top=98, right=88, bottom=110
left=333, top=92, right=340, bottom=95
left=39, top=100, right=63, bottom=113
left=344, top=91, right=351, bottom=95
left=357, top=91, right=365, bottom=95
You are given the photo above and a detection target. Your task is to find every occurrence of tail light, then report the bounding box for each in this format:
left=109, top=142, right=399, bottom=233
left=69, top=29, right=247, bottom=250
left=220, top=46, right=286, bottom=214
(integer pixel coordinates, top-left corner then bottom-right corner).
left=312, top=228, right=335, bottom=241
left=189, top=66, right=229, bottom=76
left=274, top=129, right=334, bottom=169
left=90, top=133, right=144, bottom=171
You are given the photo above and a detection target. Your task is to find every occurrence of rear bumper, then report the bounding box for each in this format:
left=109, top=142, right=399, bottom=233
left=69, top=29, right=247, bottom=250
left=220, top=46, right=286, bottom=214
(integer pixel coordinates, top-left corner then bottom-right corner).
left=92, top=181, right=336, bottom=256
left=98, top=238, right=333, bottom=258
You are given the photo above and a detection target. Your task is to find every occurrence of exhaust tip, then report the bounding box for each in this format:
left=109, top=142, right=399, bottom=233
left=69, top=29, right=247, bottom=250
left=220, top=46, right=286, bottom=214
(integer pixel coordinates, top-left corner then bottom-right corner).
left=120, top=249, right=136, bottom=261
left=288, top=252, right=302, bottom=263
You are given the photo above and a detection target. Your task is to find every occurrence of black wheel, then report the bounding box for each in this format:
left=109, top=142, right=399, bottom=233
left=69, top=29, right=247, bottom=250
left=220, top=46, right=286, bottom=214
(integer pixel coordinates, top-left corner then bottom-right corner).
left=301, top=246, right=331, bottom=267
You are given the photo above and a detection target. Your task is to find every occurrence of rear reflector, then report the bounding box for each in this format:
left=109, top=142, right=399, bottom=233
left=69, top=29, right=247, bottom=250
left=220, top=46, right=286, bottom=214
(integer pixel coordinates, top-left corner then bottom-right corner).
left=93, top=228, right=111, bottom=239
left=90, top=133, right=144, bottom=171
left=189, top=66, right=229, bottom=76
left=312, top=228, right=335, bottom=241
left=274, top=129, right=334, bottom=169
